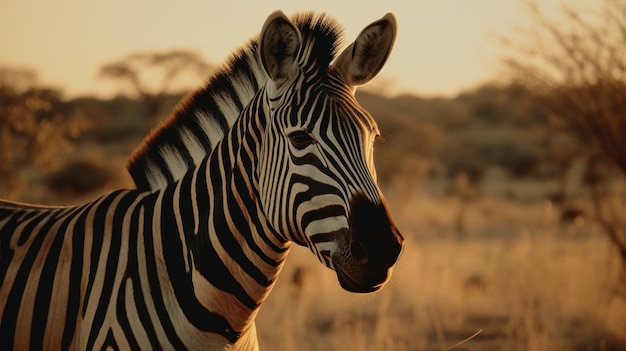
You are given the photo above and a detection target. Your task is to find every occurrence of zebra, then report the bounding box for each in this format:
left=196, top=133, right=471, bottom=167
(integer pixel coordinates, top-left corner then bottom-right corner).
left=0, top=10, right=404, bottom=350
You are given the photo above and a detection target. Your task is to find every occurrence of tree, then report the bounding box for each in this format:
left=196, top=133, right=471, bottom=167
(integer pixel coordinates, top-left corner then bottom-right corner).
left=502, top=0, right=626, bottom=282
left=99, top=49, right=213, bottom=120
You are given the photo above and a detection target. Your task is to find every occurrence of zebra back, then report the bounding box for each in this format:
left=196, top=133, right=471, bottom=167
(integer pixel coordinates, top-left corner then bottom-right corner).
left=127, top=12, right=343, bottom=191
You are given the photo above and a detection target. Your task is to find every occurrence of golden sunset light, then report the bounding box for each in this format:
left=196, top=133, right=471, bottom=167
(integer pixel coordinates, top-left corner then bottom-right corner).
left=0, top=0, right=593, bottom=97
left=1, top=1, right=624, bottom=350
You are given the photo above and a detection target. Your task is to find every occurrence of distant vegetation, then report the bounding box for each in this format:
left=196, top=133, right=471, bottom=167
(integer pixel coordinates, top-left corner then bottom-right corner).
left=0, top=67, right=93, bottom=198
left=502, top=0, right=626, bottom=288
left=99, top=49, right=213, bottom=120
left=0, top=74, right=598, bottom=202
left=361, top=84, right=581, bottom=186
left=0, top=66, right=617, bottom=207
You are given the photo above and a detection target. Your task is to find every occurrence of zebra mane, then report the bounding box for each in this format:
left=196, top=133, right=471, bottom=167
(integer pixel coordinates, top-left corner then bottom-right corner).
left=127, top=12, right=344, bottom=191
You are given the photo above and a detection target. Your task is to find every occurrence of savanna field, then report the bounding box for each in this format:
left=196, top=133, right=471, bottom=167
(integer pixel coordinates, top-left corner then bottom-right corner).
left=258, top=191, right=626, bottom=350
left=2, top=83, right=625, bottom=350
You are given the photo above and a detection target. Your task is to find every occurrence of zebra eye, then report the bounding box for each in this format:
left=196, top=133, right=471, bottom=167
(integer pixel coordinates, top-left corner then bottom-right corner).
left=288, top=130, right=316, bottom=149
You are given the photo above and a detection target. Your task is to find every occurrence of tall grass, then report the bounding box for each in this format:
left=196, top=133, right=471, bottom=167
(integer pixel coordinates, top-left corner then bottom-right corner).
left=256, top=194, right=626, bottom=351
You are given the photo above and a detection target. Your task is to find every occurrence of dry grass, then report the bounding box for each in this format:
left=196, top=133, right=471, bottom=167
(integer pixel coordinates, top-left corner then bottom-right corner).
left=257, top=193, right=626, bottom=351
left=6, top=163, right=626, bottom=350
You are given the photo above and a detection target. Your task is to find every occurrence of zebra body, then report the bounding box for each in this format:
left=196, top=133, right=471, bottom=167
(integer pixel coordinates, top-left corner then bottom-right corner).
left=0, top=11, right=404, bottom=350
left=0, top=185, right=270, bottom=349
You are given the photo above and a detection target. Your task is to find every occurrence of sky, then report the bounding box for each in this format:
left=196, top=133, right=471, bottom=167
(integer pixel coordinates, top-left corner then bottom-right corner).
left=0, top=0, right=589, bottom=98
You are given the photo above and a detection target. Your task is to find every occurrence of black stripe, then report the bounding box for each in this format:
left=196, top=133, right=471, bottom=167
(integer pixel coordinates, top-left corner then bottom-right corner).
left=83, top=193, right=120, bottom=316
left=221, top=187, right=270, bottom=286
left=194, top=152, right=258, bottom=311
left=62, top=203, right=95, bottom=350
left=141, top=192, right=187, bottom=349
left=116, top=278, right=140, bottom=350
left=86, top=191, right=137, bottom=351
left=126, top=194, right=161, bottom=348
left=129, top=160, right=152, bottom=190
left=188, top=117, right=213, bottom=151
left=169, top=135, right=196, bottom=170
left=102, top=328, right=119, bottom=351
left=0, top=209, right=31, bottom=286
left=195, top=93, right=230, bottom=134
left=231, top=169, right=281, bottom=266
left=17, top=210, right=51, bottom=245
left=301, top=205, right=345, bottom=230
left=159, top=182, right=240, bottom=342
left=0, top=209, right=60, bottom=348
left=232, top=45, right=261, bottom=93
left=31, top=209, right=77, bottom=349
left=177, top=166, right=195, bottom=258
left=213, top=73, right=245, bottom=115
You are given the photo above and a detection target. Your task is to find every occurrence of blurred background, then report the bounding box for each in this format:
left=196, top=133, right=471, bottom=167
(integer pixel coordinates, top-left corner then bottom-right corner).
left=1, top=0, right=626, bottom=349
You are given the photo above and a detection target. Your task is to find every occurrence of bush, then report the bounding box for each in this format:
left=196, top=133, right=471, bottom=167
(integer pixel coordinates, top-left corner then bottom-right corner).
left=43, top=159, right=111, bottom=195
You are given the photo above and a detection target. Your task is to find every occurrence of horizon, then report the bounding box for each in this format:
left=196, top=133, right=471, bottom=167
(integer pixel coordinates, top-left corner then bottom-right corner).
left=1, top=0, right=594, bottom=99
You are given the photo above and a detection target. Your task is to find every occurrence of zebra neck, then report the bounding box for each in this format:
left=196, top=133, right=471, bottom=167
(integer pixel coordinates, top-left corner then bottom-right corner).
left=185, top=106, right=291, bottom=338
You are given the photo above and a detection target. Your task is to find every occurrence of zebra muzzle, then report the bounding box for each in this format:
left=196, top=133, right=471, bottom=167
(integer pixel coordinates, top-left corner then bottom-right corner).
left=332, top=193, right=404, bottom=293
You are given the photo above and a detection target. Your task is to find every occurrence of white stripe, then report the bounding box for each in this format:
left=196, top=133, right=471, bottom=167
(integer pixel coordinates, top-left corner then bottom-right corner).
left=144, top=159, right=169, bottom=190
left=179, top=127, right=206, bottom=165
left=195, top=110, right=225, bottom=147
left=213, top=91, right=241, bottom=127
left=160, top=145, right=188, bottom=182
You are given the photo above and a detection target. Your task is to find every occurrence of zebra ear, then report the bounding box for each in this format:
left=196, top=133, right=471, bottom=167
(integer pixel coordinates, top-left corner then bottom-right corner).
left=260, top=10, right=302, bottom=88
left=332, top=13, right=397, bottom=87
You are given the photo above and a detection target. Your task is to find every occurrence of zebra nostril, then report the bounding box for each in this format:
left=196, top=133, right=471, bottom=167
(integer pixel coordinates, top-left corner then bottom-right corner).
left=350, top=241, right=369, bottom=265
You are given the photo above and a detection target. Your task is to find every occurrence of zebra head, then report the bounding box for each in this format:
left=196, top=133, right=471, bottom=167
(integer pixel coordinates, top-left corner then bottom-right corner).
left=256, top=11, right=404, bottom=293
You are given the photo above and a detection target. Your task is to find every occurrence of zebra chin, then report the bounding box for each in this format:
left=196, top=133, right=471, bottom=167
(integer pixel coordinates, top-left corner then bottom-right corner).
left=335, top=264, right=393, bottom=293
left=327, top=192, right=404, bottom=293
